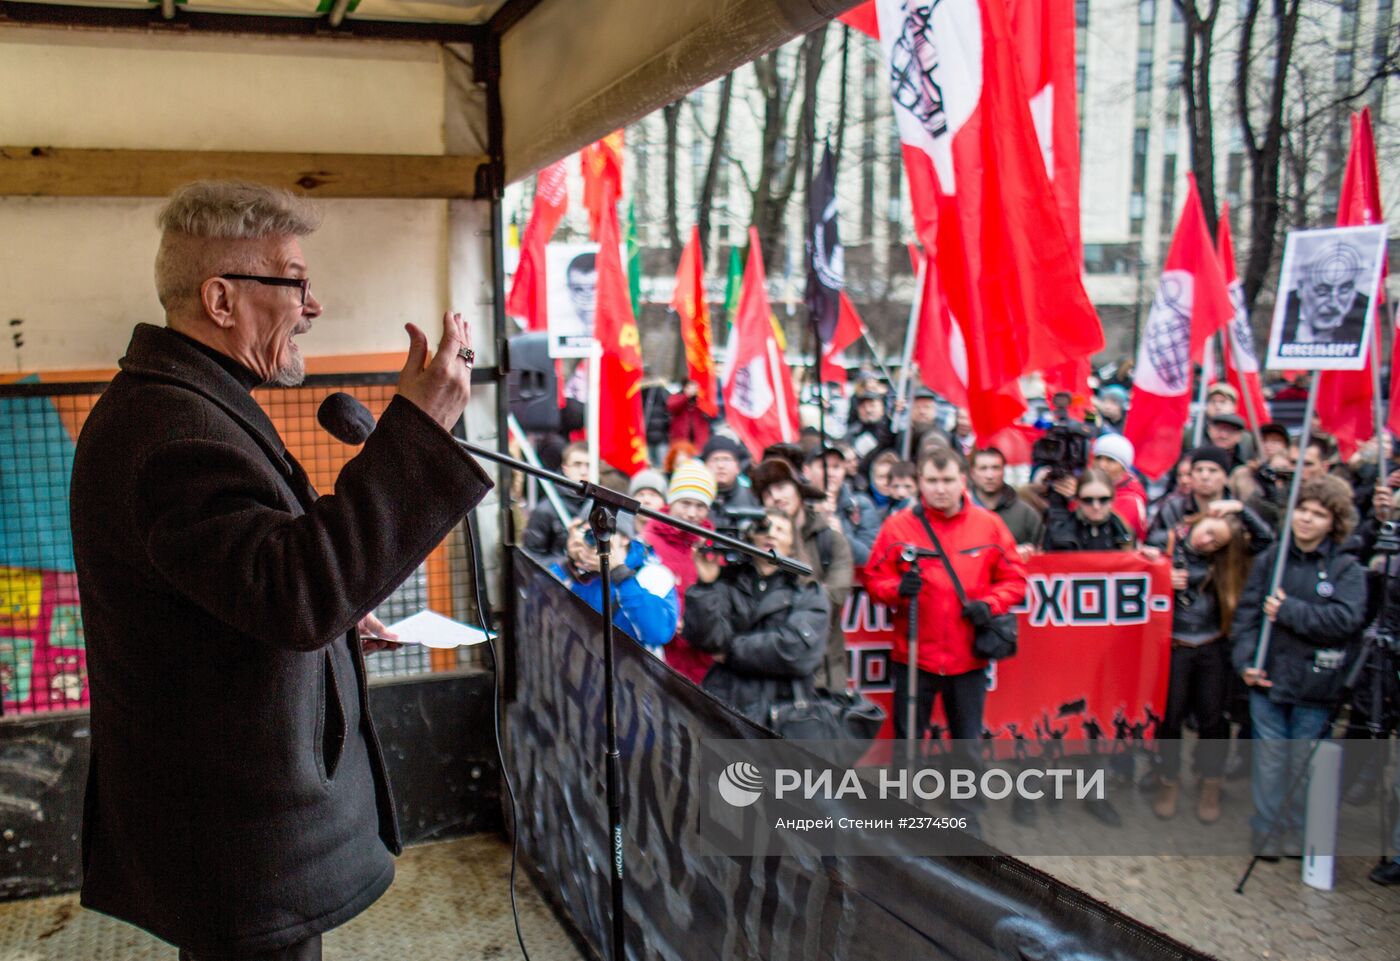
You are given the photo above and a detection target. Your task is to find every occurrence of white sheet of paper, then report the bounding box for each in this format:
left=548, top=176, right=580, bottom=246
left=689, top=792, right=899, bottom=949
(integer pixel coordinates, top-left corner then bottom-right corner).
left=384, top=610, right=491, bottom=649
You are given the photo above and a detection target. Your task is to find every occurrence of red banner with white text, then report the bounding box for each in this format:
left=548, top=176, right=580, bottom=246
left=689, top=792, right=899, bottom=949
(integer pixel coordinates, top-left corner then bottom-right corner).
left=844, top=552, right=1171, bottom=743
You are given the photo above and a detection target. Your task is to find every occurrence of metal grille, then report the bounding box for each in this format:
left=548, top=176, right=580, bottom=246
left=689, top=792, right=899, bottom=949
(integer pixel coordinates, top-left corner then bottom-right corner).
left=0, top=374, right=483, bottom=716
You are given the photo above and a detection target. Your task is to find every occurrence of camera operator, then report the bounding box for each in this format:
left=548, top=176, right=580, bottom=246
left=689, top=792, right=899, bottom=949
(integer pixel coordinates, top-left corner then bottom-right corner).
left=845, top=382, right=896, bottom=458
left=751, top=457, right=853, bottom=690
left=809, top=445, right=880, bottom=566
left=684, top=509, right=830, bottom=725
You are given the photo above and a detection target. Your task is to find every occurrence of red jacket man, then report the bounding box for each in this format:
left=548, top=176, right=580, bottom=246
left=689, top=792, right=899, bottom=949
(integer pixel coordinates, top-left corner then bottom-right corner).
left=863, top=447, right=1027, bottom=742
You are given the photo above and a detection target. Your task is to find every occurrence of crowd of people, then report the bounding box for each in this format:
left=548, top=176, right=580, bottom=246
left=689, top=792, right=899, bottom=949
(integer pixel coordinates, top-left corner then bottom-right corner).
left=525, top=371, right=1400, bottom=880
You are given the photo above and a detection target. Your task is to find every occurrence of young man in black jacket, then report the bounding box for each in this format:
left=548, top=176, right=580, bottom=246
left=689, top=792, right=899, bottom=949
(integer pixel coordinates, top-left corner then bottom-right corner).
left=1231, top=475, right=1368, bottom=858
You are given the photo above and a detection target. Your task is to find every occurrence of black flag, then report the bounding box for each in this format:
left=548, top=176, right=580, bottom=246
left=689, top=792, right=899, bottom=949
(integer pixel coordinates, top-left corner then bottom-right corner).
left=805, top=142, right=844, bottom=342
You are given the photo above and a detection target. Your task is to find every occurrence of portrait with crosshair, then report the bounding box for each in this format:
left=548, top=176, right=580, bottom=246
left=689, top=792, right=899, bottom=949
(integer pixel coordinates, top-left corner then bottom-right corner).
left=1265, top=224, right=1387, bottom=372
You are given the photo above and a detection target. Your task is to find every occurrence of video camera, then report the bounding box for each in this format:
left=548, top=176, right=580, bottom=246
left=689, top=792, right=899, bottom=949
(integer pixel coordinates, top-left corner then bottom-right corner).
left=1031, top=392, right=1095, bottom=483
left=703, top=505, right=770, bottom=565
left=1032, top=423, right=1095, bottom=483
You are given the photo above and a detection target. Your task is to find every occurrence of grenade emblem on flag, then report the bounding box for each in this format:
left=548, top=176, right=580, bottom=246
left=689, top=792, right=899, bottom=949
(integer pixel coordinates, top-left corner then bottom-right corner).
left=1144, top=274, right=1193, bottom=394
left=890, top=3, right=948, bottom=138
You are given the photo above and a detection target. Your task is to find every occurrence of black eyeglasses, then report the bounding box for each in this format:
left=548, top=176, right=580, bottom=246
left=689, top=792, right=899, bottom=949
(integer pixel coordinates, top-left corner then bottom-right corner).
left=1079, top=495, right=1113, bottom=506
left=220, top=274, right=311, bottom=306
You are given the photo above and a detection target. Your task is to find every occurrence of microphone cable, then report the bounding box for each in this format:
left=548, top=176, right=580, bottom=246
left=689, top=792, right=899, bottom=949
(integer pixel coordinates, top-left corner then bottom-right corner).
left=463, top=509, right=533, bottom=961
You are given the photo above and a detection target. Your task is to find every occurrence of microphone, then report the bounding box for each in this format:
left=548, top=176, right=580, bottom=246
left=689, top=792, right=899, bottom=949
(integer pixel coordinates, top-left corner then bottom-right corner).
left=318, top=391, right=376, bottom=445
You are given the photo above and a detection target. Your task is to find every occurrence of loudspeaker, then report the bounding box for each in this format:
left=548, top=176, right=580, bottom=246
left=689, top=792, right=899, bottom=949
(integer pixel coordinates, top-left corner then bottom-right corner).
left=507, top=332, right=560, bottom=432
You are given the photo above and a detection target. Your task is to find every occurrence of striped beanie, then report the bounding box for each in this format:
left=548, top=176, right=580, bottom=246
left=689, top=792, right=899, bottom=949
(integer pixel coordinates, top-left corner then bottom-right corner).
left=667, top=461, right=717, bottom=507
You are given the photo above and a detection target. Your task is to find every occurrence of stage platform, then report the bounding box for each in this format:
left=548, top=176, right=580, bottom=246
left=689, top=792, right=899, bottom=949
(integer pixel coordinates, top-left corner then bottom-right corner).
left=0, top=836, right=585, bottom=961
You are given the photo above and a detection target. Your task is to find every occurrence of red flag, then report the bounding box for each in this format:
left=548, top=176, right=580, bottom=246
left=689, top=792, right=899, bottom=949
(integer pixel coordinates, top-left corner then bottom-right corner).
left=1014, top=0, right=1092, bottom=419
left=505, top=160, right=569, bottom=331
left=1124, top=174, right=1234, bottom=477
left=722, top=228, right=800, bottom=458
left=1010, top=0, right=1082, bottom=261
left=910, top=248, right=969, bottom=408
left=593, top=205, right=648, bottom=476
left=1316, top=108, right=1389, bottom=457
left=908, top=247, right=1028, bottom=437
left=672, top=227, right=719, bottom=417
left=1215, top=205, right=1271, bottom=431
left=821, top=293, right=867, bottom=383
left=874, top=0, right=1103, bottom=414
left=838, top=4, right=880, bottom=35
left=580, top=131, right=624, bottom=241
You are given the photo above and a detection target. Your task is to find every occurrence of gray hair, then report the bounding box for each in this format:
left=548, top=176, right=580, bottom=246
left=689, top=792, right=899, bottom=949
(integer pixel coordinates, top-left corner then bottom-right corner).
left=154, top=181, right=320, bottom=314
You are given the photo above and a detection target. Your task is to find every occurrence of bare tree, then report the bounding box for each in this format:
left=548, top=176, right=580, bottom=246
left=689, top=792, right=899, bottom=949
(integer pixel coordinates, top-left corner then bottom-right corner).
left=1234, top=0, right=1302, bottom=309
left=693, top=74, right=735, bottom=260
left=1176, top=0, right=1223, bottom=236
left=663, top=102, right=682, bottom=262
left=744, top=28, right=828, bottom=270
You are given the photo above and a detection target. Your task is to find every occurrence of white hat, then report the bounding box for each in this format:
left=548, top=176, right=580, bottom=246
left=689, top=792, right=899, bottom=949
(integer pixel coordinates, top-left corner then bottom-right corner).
left=1091, top=433, right=1135, bottom=470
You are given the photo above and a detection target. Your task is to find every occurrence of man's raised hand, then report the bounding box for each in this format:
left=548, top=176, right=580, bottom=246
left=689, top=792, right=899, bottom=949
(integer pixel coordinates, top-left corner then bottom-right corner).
left=398, top=311, right=473, bottom=432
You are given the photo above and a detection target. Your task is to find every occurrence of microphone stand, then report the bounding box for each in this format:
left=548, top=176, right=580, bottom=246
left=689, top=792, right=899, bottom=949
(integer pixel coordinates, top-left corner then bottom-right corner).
left=451, top=434, right=810, bottom=961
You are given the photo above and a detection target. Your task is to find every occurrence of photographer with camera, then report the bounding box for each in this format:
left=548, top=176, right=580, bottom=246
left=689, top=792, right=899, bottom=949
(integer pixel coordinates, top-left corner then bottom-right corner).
left=683, top=509, right=830, bottom=725
left=751, top=457, right=854, bottom=690
left=645, top=461, right=719, bottom=683
left=845, top=382, right=897, bottom=458
left=549, top=517, right=679, bottom=658
left=809, top=445, right=881, bottom=566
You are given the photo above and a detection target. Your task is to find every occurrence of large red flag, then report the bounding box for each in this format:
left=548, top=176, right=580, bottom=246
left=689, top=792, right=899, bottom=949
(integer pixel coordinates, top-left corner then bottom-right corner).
left=1215, top=206, right=1271, bottom=430
left=908, top=247, right=1028, bottom=437
left=821, top=292, right=867, bottom=383
left=1316, top=108, right=1389, bottom=457
left=723, top=228, right=800, bottom=458
left=580, top=131, right=624, bottom=242
left=1124, top=174, right=1234, bottom=477
left=910, top=248, right=970, bottom=408
left=1015, top=0, right=1093, bottom=418
left=593, top=205, right=648, bottom=476
left=873, top=0, right=1103, bottom=424
left=505, top=160, right=568, bottom=331
left=672, top=227, right=719, bottom=417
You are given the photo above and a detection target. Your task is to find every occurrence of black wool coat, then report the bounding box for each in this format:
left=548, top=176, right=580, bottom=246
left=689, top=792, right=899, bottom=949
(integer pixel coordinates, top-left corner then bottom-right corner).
left=70, top=324, right=492, bottom=955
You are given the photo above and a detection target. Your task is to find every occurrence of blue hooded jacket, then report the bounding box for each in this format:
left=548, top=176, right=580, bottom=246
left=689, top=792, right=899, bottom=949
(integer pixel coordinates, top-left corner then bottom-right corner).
left=549, top=539, right=679, bottom=653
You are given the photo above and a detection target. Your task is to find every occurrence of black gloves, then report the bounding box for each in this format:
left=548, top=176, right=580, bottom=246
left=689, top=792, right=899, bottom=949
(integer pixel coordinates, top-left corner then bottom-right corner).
left=898, top=568, right=923, bottom=598
left=962, top=600, right=993, bottom=629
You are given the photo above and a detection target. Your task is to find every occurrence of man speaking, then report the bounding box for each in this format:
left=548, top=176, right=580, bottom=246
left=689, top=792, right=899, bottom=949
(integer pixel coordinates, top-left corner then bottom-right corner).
left=70, top=181, right=492, bottom=960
